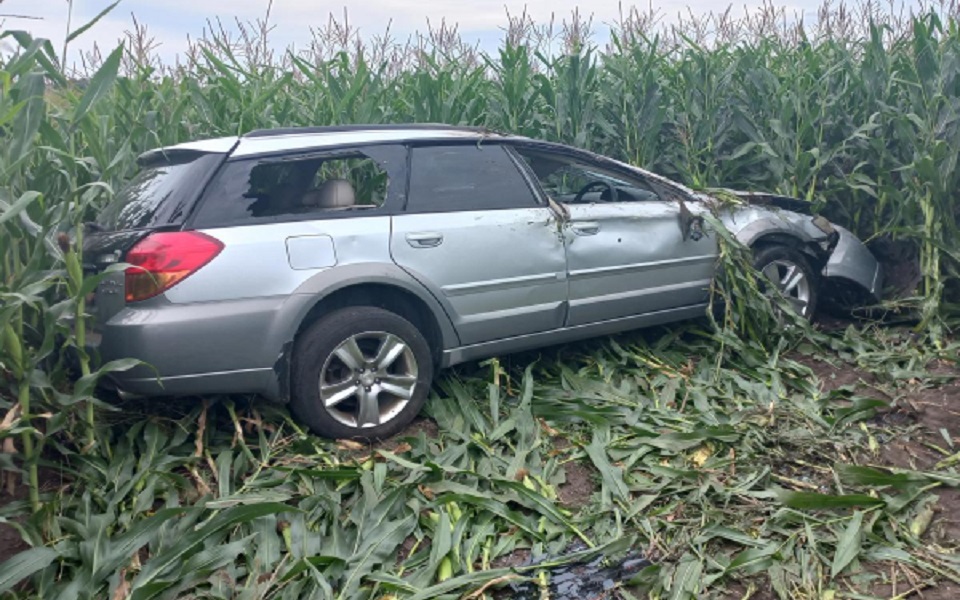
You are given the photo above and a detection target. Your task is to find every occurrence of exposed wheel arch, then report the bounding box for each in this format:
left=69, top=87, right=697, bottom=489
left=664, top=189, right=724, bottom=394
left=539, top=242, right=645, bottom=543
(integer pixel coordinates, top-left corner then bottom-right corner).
left=750, top=233, right=827, bottom=271
left=294, top=283, right=446, bottom=368
left=271, top=272, right=457, bottom=404
left=290, top=305, right=434, bottom=440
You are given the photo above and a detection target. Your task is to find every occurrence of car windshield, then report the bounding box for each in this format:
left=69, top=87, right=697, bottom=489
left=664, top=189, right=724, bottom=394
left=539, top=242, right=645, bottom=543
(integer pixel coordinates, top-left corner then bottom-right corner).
left=515, top=148, right=661, bottom=203
left=97, top=152, right=223, bottom=231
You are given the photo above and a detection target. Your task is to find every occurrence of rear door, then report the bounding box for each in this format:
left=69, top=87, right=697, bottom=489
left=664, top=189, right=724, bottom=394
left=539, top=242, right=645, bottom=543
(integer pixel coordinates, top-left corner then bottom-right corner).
left=390, top=144, right=568, bottom=345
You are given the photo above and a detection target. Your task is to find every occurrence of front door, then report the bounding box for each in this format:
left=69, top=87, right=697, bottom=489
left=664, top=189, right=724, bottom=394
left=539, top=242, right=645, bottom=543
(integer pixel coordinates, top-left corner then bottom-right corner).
left=513, top=146, right=717, bottom=327
left=391, top=144, right=568, bottom=345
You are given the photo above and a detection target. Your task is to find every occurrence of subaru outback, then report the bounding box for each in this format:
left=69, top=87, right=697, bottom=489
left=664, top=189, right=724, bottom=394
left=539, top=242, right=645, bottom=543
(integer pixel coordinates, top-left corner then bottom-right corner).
left=85, top=125, right=883, bottom=439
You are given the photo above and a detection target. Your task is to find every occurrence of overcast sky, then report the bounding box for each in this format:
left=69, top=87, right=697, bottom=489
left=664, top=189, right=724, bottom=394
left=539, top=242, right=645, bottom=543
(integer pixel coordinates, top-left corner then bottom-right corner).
left=1, top=0, right=908, bottom=67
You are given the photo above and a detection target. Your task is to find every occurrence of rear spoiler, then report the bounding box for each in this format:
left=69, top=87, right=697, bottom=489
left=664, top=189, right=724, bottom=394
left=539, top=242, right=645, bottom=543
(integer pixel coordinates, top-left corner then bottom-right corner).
left=137, top=137, right=239, bottom=167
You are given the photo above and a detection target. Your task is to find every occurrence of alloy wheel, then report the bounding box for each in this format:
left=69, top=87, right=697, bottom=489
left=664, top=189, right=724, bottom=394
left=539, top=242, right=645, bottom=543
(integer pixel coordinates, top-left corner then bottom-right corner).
left=318, top=331, right=419, bottom=428
left=760, top=259, right=813, bottom=318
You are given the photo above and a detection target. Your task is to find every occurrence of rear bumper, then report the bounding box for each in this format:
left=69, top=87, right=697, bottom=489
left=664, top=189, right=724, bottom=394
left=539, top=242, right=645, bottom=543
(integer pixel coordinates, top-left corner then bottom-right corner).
left=822, top=226, right=883, bottom=299
left=92, top=295, right=309, bottom=401
left=105, top=367, right=279, bottom=400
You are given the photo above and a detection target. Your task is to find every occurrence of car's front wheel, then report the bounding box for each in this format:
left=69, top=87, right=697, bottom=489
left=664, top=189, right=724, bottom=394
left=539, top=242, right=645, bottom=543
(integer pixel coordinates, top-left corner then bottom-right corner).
left=290, top=306, right=434, bottom=440
left=752, top=245, right=819, bottom=320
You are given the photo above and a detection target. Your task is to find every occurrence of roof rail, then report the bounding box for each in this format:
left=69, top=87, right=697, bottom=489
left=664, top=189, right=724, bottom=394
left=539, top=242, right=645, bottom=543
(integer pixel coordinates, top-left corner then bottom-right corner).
left=243, top=123, right=494, bottom=138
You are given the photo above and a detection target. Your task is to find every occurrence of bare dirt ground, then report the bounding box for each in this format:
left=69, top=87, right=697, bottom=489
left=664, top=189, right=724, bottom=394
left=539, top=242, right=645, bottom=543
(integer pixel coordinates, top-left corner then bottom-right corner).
left=557, top=458, right=596, bottom=509
left=0, top=498, right=28, bottom=563
left=784, top=353, right=960, bottom=600
left=0, top=468, right=62, bottom=565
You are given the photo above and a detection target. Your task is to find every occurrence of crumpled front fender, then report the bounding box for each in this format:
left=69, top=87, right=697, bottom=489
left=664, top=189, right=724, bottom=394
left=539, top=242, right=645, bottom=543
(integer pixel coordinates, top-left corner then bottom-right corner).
left=723, top=206, right=883, bottom=301
left=823, top=225, right=884, bottom=300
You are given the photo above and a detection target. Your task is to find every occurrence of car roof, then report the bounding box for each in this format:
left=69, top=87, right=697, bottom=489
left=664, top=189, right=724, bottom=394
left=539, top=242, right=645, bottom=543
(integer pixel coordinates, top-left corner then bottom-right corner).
left=137, top=124, right=700, bottom=198
left=140, top=124, right=525, bottom=162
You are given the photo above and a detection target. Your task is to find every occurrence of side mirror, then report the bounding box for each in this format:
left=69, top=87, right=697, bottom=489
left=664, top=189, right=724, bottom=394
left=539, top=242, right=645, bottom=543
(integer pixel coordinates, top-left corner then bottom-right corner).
left=678, top=200, right=705, bottom=242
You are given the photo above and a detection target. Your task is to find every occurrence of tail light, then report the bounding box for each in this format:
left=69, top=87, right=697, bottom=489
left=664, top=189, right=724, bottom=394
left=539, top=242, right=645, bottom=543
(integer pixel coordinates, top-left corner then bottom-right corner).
left=124, top=232, right=223, bottom=302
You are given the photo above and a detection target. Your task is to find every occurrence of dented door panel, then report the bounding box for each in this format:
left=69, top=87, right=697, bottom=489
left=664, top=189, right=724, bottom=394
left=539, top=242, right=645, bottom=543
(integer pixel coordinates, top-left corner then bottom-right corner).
left=564, top=201, right=717, bottom=326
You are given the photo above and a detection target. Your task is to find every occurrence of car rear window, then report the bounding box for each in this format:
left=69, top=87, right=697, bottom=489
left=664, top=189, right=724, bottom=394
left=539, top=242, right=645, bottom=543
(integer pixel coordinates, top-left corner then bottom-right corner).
left=97, top=152, right=224, bottom=231
left=190, top=145, right=406, bottom=228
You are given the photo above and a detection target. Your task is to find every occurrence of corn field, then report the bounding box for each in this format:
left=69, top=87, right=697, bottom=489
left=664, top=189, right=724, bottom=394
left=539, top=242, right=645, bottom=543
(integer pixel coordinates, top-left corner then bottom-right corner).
left=2, top=2, right=960, bottom=598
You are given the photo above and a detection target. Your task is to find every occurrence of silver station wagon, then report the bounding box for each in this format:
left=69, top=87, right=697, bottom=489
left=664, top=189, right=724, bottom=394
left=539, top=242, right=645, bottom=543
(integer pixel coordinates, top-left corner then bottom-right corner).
left=85, top=125, right=883, bottom=439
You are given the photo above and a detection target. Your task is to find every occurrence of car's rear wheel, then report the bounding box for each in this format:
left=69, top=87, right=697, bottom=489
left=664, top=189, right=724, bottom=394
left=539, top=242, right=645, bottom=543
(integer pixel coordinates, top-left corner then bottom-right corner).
left=752, top=245, right=819, bottom=320
left=290, top=306, right=433, bottom=440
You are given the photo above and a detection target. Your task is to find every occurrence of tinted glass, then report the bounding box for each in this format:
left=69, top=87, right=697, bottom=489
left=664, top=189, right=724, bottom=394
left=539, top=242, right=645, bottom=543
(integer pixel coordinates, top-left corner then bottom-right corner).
left=192, top=146, right=404, bottom=228
left=97, top=153, right=223, bottom=231
left=407, top=145, right=539, bottom=212
left=515, top=148, right=661, bottom=204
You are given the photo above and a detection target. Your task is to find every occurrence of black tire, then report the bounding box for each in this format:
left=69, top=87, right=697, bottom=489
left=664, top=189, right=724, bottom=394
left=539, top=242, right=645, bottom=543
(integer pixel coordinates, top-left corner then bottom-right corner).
left=752, top=245, right=819, bottom=320
left=290, top=306, right=434, bottom=440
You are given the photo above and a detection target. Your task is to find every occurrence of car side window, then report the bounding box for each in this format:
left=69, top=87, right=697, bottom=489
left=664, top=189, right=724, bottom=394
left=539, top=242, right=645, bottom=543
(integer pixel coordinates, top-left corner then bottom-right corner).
left=191, top=145, right=405, bottom=227
left=406, top=144, right=540, bottom=213
left=514, top=148, right=661, bottom=204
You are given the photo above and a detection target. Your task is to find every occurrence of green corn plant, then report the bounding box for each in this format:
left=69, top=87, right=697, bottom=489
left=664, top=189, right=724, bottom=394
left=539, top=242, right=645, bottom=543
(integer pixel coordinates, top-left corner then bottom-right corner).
left=1, top=35, right=52, bottom=512
left=396, top=52, right=489, bottom=125
left=485, top=43, right=544, bottom=136
left=58, top=231, right=96, bottom=450
left=2, top=4, right=960, bottom=598
left=600, top=32, right=669, bottom=169
left=0, top=190, right=72, bottom=513
left=535, top=47, right=604, bottom=148
left=656, top=41, right=742, bottom=188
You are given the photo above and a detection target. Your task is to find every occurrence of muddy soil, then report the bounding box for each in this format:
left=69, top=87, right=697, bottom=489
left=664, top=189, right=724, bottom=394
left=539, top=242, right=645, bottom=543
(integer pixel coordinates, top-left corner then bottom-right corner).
left=791, top=352, right=960, bottom=598
left=0, top=504, right=28, bottom=564
left=557, top=459, right=596, bottom=509
left=0, top=468, right=62, bottom=565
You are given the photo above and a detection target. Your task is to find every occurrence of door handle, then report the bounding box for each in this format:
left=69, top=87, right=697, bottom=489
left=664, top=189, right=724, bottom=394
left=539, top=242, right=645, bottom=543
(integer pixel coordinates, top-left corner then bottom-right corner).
left=570, top=222, right=600, bottom=236
left=406, top=232, right=443, bottom=248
